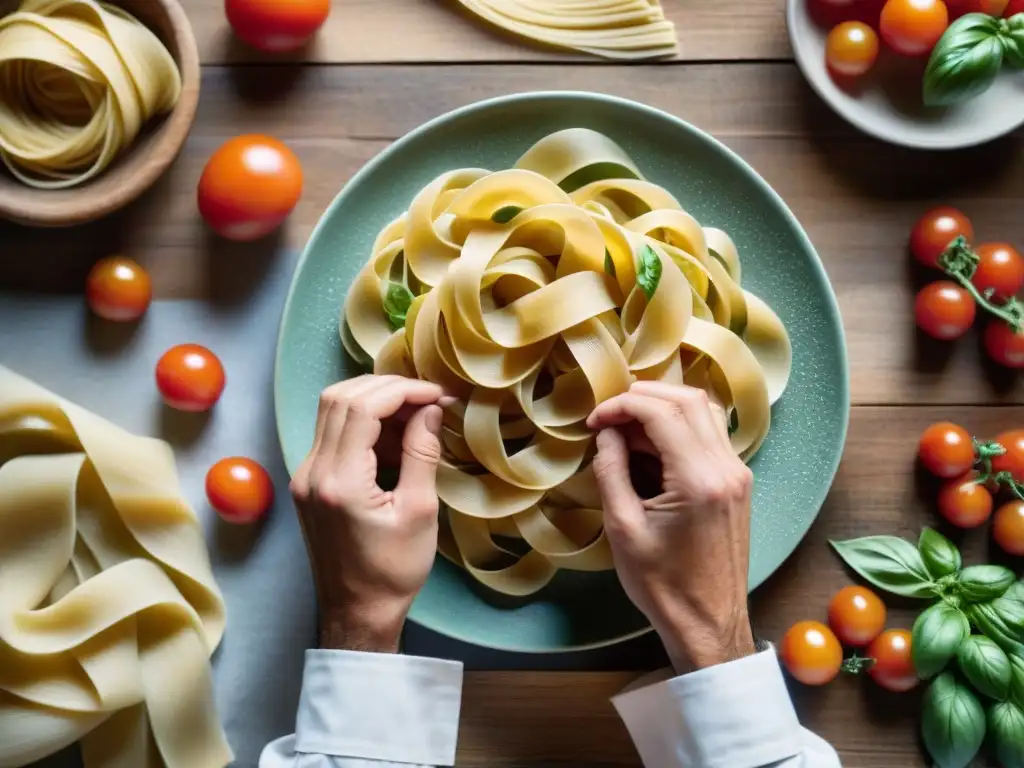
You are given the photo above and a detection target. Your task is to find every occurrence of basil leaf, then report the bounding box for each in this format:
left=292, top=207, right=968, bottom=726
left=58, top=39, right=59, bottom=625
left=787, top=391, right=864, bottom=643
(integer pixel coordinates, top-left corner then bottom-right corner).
left=830, top=536, right=939, bottom=598
left=382, top=281, right=414, bottom=330
left=966, top=603, right=1024, bottom=659
left=994, top=582, right=1024, bottom=634
left=957, top=564, right=1016, bottom=603
left=988, top=701, right=1024, bottom=768
left=924, top=14, right=1005, bottom=107
left=636, top=244, right=662, bottom=300
left=914, top=602, right=971, bottom=678
left=604, top=248, right=616, bottom=277
left=921, top=673, right=986, bottom=768
left=491, top=205, right=523, bottom=224
left=1009, top=655, right=1024, bottom=708
left=1007, top=13, right=1024, bottom=67
left=957, top=634, right=1012, bottom=699
left=919, top=527, right=962, bottom=580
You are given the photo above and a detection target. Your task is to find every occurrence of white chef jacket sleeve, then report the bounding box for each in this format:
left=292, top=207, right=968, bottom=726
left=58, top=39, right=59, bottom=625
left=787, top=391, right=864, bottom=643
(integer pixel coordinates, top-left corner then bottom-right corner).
left=258, top=649, right=464, bottom=768
left=612, top=650, right=842, bottom=768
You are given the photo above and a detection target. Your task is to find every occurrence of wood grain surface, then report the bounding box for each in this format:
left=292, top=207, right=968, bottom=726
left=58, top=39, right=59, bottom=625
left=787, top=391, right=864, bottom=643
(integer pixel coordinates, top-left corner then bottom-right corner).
left=3, top=1, right=1024, bottom=766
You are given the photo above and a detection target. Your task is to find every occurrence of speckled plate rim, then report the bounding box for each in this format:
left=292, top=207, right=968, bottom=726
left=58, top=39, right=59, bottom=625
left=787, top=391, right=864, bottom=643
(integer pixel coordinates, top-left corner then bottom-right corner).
left=785, top=0, right=1024, bottom=150
left=273, top=91, right=851, bottom=652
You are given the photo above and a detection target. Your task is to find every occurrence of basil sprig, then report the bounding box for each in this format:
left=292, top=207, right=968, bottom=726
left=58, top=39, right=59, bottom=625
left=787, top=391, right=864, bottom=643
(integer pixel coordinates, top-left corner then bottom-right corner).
left=922, top=673, right=987, bottom=768
left=924, top=12, right=1024, bottom=107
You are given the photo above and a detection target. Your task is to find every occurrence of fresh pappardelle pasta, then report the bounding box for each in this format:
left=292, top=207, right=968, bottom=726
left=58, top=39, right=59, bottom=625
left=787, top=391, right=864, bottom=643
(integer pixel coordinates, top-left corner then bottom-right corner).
left=341, top=128, right=792, bottom=597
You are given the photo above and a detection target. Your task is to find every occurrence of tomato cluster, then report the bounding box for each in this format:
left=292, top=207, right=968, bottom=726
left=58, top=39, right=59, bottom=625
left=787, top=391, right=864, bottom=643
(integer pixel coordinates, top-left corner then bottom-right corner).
left=918, top=422, right=1024, bottom=553
left=780, top=586, right=917, bottom=692
left=910, top=207, right=1024, bottom=367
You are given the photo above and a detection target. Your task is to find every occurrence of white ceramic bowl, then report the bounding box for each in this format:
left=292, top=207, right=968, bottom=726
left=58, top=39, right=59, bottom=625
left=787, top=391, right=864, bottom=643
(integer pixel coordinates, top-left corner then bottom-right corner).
left=787, top=0, right=1024, bottom=149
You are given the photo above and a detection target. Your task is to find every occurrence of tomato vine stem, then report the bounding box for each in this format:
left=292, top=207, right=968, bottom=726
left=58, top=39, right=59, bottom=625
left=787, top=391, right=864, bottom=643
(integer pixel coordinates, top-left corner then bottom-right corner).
left=939, top=237, right=1024, bottom=332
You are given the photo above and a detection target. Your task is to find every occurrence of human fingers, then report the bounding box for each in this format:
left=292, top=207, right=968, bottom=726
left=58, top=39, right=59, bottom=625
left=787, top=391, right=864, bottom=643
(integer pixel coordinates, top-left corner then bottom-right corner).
left=336, top=378, right=450, bottom=460
left=629, top=381, right=732, bottom=457
left=309, top=376, right=384, bottom=477
left=394, top=405, right=444, bottom=518
left=586, top=392, right=692, bottom=461
left=592, top=428, right=646, bottom=536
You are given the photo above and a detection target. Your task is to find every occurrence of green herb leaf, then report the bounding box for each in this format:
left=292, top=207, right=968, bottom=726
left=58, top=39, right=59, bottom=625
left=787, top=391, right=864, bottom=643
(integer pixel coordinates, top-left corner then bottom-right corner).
left=921, top=673, right=986, bottom=768
left=914, top=602, right=971, bottom=679
left=1009, top=655, right=1024, bottom=708
left=830, top=536, right=939, bottom=599
left=989, top=701, right=1024, bottom=768
left=966, top=603, right=1024, bottom=659
left=604, top=248, right=616, bottom=277
left=957, top=635, right=1012, bottom=699
left=636, top=244, right=662, bottom=300
left=1005, top=13, right=1024, bottom=68
left=957, top=564, right=1016, bottom=603
left=919, top=527, right=962, bottom=580
left=924, top=13, right=1005, bottom=107
left=491, top=205, right=523, bottom=224
left=382, top=281, right=414, bottom=330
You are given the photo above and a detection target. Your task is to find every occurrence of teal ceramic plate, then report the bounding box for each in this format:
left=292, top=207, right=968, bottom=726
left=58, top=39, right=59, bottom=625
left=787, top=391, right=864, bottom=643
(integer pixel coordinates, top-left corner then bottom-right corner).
left=274, top=92, right=850, bottom=653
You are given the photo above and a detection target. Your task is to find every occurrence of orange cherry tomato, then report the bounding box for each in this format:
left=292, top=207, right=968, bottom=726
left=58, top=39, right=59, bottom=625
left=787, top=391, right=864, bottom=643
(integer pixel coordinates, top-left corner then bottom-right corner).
left=984, top=320, right=1024, bottom=369
left=938, top=472, right=993, bottom=528
left=914, top=281, right=976, bottom=340
left=910, top=207, right=974, bottom=268
left=780, top=621, right=844, bottom=685
left=993, top=501, right=1024, bottom=556
left=826, top=21, right=880, bottom=76
left=991, top=430, right=1024, bottom=483
left=155, top=344, right=226, bottom=412
left=226, top=0, right=330, bottom=52
left=85, top=257, right=152, bottom=322
left=972, top=243, right=1024, bottom=301
left=828, top=586, right=887, bottom=647
left=198, top=135, right=303, bottom=242
left=867, top=629, right=919, bottom=692
left=206, top=457, right=274, bottom=524
left=918, top=421, right=975, bottom=478
left=880, top=0, right=950, bottom=56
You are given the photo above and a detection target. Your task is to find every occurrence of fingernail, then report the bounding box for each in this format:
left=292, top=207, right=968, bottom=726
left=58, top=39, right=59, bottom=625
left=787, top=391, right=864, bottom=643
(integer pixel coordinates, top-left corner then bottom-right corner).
left=425, top=405, right=443, bottom=435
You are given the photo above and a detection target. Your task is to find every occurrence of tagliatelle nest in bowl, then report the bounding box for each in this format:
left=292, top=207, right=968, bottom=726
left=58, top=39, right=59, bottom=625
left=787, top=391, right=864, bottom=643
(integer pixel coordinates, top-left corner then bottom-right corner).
left=342, top=128, right=793, bottom=598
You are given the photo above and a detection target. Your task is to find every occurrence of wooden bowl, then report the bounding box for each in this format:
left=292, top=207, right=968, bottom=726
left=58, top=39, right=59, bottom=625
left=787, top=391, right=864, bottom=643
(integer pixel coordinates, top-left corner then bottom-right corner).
left=0, top=0, right=200, bottom=227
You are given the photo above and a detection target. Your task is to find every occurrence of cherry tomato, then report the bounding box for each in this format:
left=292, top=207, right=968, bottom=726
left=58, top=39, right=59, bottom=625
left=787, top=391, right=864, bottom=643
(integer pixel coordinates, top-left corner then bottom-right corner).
left=828, top=586, right=887, bottom=647
left=85, top=257, right=152, bottom=322
left=914, top=281, right=976, bottom=340
left=826, top=21, right=880, bottom=76
left=984, top=321, right=1024, bottom=368
left=225, top=0, right=330, bottom=52
left=991, top=430, right=1024, bottom=483
left=918, top=421, right=975, bottom=478
left=198, top=135, right=303, bottom=242
left=780, top=621, right=844, bottom=685
left=910, top=207, right=974, bottom=268
left=972, top=243, right=1024, bottom=301
left=1006, top=0, right=1024, bottom=15
left=155, top=344, right=226, bottom=412
left=867, top=629, right=919, bottom=692
left=938, top=472, right=993, bottom=528
left=880, top=0, right=950, bottom=56
left=948, top=0, right=1008, bottom=14
left=993, top=501, right=1024, bottom=556
left=206, top=457, right=274, bottom=524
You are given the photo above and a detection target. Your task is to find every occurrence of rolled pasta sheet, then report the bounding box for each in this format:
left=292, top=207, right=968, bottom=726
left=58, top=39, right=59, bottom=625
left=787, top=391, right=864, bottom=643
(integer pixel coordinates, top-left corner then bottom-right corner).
left=341, top=127, right=793, bottom=597
left=0, top=367, right=231, bottom=768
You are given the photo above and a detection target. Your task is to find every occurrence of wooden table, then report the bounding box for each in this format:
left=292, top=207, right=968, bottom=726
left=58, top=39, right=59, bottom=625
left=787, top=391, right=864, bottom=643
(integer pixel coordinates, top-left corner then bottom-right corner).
left=2, top=2, right=1023, bottom=766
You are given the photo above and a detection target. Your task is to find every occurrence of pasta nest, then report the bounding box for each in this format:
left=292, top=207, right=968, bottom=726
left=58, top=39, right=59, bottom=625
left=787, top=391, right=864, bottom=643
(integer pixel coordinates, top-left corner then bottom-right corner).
left=342, top=128, right=792, bottom=597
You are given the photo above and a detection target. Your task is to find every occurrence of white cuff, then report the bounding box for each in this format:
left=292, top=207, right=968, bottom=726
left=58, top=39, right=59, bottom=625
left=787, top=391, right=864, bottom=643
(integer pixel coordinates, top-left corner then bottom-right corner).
left=612, top=650, right=803, bottom=768
left=295, top=650, right=463, bottom=766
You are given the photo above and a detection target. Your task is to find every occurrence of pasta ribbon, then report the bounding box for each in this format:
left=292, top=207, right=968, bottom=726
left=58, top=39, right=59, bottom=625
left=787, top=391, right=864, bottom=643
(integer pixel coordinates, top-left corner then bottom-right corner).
left=342, top=128, right=793, bottom=597
left=0, top=368, right=231, bottom=768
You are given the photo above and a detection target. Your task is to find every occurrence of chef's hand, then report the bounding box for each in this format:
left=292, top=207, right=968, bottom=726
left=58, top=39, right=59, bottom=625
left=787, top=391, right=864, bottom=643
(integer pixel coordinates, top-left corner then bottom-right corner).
left=290, top=375, right=451, bottom=653
left=588, top=380, right=756, bottom=672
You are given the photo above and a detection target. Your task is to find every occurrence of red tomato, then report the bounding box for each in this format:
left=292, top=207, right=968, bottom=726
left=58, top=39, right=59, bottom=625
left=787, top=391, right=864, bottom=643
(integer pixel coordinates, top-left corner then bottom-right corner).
left=156, top=344, right=226, bottom=412
left=206, top=457, right=274, bottom=523
left=198, top=135, right=303, bottom=242
left=828, top=586, right=887, bottom=647
left=780, top=621, right=844, bottom=685
left=984, top=321, right=1024, bottom=368
left=910, top=207, right=974, bottom=268
left=880, top=0, right=950, bottom=55
left=1006, top=0, right=1024, bottom=14
left=918, top=421, right=975, bottom=478
left=914, top=281, right=976, bottom=340
left=826, top=21, right=880, bottom=76
left=993, top=501, right=1024, bottom=556
left=992, top=430, right=1024, bottom=483
left=972, top=243, right=1024, bottom=301
left=867, top=629, right=919, bottom=691
left=948, top=0, right=1009, bottom=14
left=225, top=0, right=330, bottom=52
left=938, top=472, right=993, bottom=528
left=85, top=257, right=152, bottom=322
